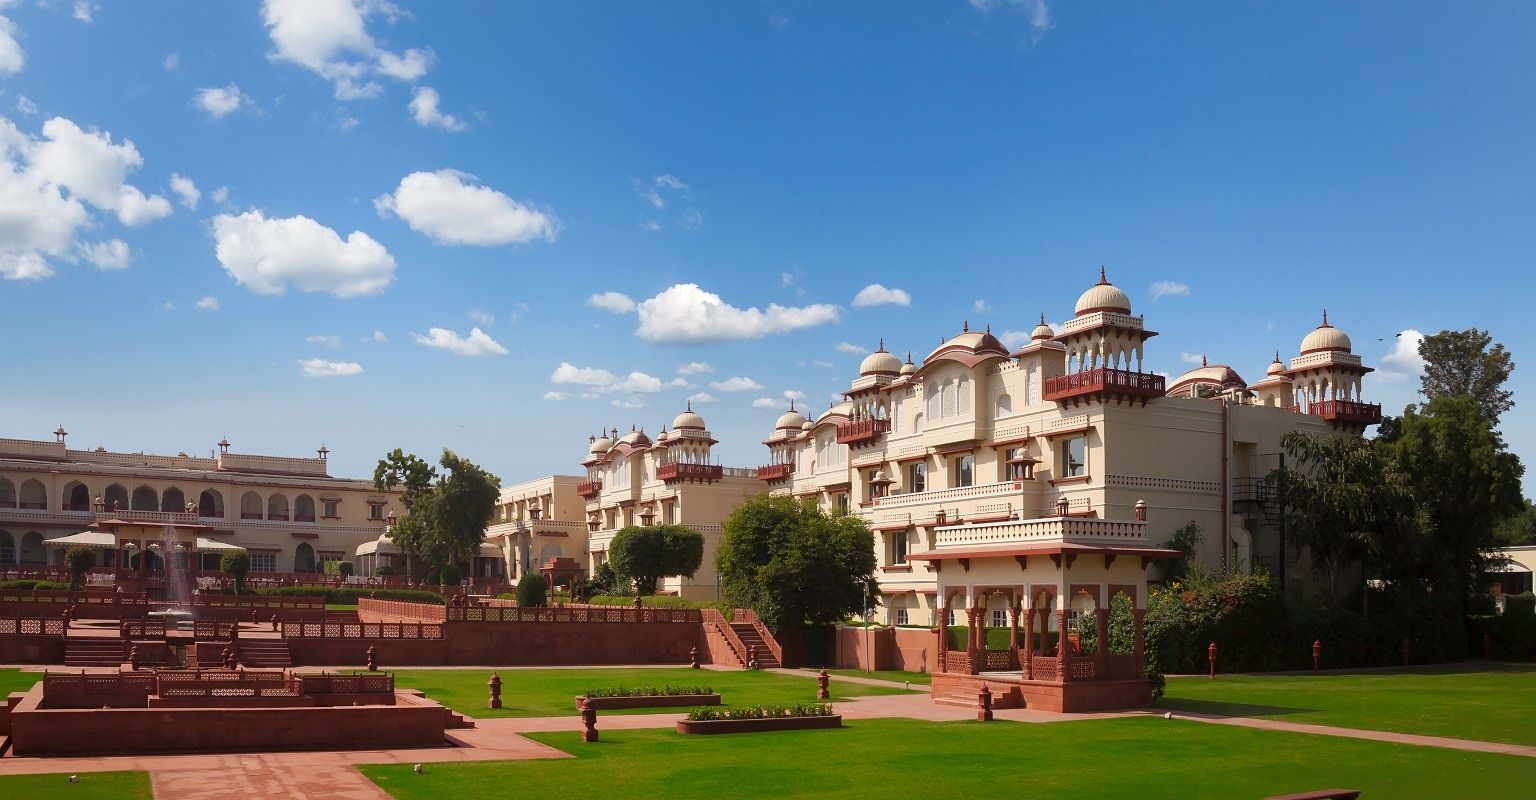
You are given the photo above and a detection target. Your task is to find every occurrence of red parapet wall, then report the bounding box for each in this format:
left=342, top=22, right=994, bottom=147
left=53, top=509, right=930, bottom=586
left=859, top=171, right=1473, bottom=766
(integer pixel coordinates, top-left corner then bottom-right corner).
left=835, top=625, right=937, bottom=674
left=930, top=672, right=1152, bottom=713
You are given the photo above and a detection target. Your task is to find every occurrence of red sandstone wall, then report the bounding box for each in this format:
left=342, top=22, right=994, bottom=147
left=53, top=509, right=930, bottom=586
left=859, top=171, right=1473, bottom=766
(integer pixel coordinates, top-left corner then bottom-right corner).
left=835, top=626, right=935, bottom=673
left=0, top=637, right=65, bottom=664
left=287, top=621, right=704, bottom=667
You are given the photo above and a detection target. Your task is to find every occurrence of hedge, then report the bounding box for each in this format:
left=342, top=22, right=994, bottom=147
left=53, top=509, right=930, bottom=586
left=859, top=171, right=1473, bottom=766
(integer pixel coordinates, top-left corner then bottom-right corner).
left=0, top=579, right=71, bottom=591
left=585, top=594, right=735, bottom=616
left=223, top=585, right=447, bottom=605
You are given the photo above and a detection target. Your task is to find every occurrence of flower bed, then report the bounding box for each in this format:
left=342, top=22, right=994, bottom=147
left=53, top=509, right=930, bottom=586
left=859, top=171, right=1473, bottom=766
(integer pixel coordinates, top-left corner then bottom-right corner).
left=675, top=703, right=840, bottom=735
left=576, top=684, right=719, bottom=710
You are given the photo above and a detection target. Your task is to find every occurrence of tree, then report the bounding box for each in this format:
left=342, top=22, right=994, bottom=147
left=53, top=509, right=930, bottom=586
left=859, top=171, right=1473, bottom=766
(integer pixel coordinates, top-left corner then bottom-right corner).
left=374, top=448, right=501, bottom=584
left=608, top=524, right=705, bottom=595
left=717, top=494, right=877, bottom=631
left=1158, top=521, right=1203, bottom=582
left=220, top=548, right=251, bottom=594
left=1419, top=328, right=1515, bottom=423
left=324, top=560, right=355, bottom=578
left=1495, top=500, right=1536, bottom=547
left=1386, top=395, right=1525, bottom=611
left=63, top=546, right=95, bottom=590
left=515, top=571, right=547, bottom=607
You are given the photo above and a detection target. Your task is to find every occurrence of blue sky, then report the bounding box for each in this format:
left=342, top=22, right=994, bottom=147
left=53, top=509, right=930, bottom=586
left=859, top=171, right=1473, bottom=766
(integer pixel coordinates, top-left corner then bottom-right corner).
left=0, top=1, right=1532, bottom=494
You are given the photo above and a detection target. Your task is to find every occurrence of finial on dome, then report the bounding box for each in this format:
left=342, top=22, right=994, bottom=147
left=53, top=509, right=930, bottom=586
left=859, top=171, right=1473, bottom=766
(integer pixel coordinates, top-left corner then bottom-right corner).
left=962, top=320, right=969, bottom=333
left=686, top=399, right=692, bottom=412
left=1098, top=264, right=1109, bottom=285
left=1202, top=354, right=1208, bottom=367
left=588, top=433, right=596, bottom=443
left=631, top=424, right=636, bottom=432
left=788, top=399, right=796, bottom=412
left=985, top=324, right=991, bottom=333
left=905, top=351, right=913, bottom=364
left=1039, top=312, right=1047, bottom=325
left=877, top=337, right=885, bottom=352
left=1273, top=350, right=1281, bottom=363
left=1321, top=309, right=1330, bottom=327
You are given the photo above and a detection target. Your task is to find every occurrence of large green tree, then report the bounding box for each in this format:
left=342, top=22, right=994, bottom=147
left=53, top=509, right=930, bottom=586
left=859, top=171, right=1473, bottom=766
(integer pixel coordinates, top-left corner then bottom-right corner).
left=608, top=524, right=705, bottom=596
left=717, top=494, right=877, bottom=631
left=1386, top=395, right=1524, bottom=610
left=373, top=448, right=501, bottom=584
left=1418, top=328, right=1515, bottom=423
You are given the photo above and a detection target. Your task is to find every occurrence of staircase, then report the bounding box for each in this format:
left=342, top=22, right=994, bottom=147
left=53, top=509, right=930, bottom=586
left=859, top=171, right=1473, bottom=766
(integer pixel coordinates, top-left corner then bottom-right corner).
left=236, top=640, right=292, bottom=668
left=446, top=712, right=475, bottom=729
left=730, top=623, right=781, bottom=669
left=64, top=638, right=124, bottom=667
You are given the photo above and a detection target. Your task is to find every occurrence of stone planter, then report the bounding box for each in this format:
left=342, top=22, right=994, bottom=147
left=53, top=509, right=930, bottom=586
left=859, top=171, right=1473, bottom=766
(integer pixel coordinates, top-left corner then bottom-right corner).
left=675, top=714, right=842, bottom=735
left=574, top=693, right=721, bottom=710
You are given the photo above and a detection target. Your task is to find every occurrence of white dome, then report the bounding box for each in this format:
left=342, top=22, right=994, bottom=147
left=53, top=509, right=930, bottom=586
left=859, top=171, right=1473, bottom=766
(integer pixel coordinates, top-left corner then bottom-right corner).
left=899, top=355, right=917, bottom=376
left=588, top=435, right=612, bottom=455
left=1300, top=313, right=1352, bottom=354
left=672, top=404, right=706, bottom=430
left=800, top=420, right=814, bottom=431
left=775, top=405, right=807, bottom=430
left=1074, top=267, right=1132, bottom=316
left=1031, top=314, right=1055, bottom=341
left=859, top=340, right=902, bottom=375
left=1266, top=354, right=1287, bottom=377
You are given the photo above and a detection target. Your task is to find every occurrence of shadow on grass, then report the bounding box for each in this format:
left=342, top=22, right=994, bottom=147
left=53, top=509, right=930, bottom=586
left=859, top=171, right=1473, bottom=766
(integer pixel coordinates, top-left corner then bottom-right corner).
left=1157, top=698, right=1318, bottom=718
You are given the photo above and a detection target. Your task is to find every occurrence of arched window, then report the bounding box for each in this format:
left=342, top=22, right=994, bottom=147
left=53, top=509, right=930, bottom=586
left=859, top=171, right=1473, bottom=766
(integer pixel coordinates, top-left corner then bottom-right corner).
left=104, top=483, right=128, bottom=511
left=240, top=491, right=262, bottom=520
left=0, top=477, right=13, bottom=507
left=63, top=481, right=90, bottom=511
left=198, top=490, right=224, bottom=518
left=995, top=392, right=1012, bottom=419
left=161, top=486, right=186, bottom=513
left=0, top=530, right=13, bottom=562
left=130, top=485, right=157, bottom=511
left=294, top=494, right=316, bottom=522
left=19, top=479, right=47, bottom=510
left=294, top=542, right=315, bottom=573
left=538, top=542, right=562, bottom=562
left=267, top=493, right=290, bottom=521
left=19, top=531, right=45, bottom=564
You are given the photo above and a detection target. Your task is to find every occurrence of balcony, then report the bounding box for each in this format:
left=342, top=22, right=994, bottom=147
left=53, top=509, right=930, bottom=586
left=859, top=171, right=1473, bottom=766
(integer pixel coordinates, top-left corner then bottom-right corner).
left=1308, top=399, right=1382, bottom=426
left=836, top=418, right=891, bottom=446
left=577, top=481, right=602, bottom=499
left=657, top=463, right=724, bottom=483
left=294, top=514, right=316, bottom=523
left=1043, top=368, right=1166, bottom=405
left=756, top=463, right=794, bottom=482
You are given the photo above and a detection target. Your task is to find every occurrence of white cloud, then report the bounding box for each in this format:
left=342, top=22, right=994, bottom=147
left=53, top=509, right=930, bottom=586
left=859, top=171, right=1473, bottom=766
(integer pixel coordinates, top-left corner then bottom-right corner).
left=638, top=219, right=661, bottom=232
left=971, top=0, right=1053, bottom=43
left=299, top=357, right=362, bottom=377
left=160, top=300, right=175, bottom=311
left=0, top=14, right=24, bottom=75
left=210, top=186, right=229, bottom=204
left=612, top=398, right=645, bottom=409
left=211, top=210, right=395, bottom=298
left=1179, top=352, right=1206, bottom=365
left=72, top=2, right=99, bottom=23
left=14, top=94, right=35, bottom=116
left=261, top=0, right=434, bottom=100
left=306, top=334, right=342, bottom=348
left=835, top=342, right=866, bottom=355
left=999, top=330, right=1031, bottom=350
left=587, top=291, right=636, bottom=314
left=709, top=376, right=764, bottom=393
left=195, top=84, right=250, bottom=119
left=666, top=377, right=691, bottom=388
left=375, top=169, right=557, bottom=246
left=369, top=330, right=387, bottom=342
left=162, top=52, right=180, bottom=71
left=467, top=308, right=494, bottom=326
left=549, top=362, right=664, bottom=394
left=1150, top=280, right=1191, bottom=301
left=973, top=299, right=993, bottom=313
left=654, top=174, right=688, bottom=192
left=678, top=208, right=704, bottom=230
left=812, top=359, right=834, bottom=369
left=412, top=326, right=508, bottom=357
left=195, top=295, right=219, bottom=311
left=542, top=391, right=568, bottom=401
left=1377, top=329, right=1425, bottom=382
left=783, top=389, right=807, bottom=402
left=635, top=283, right=840, bottom=344
left=77, top=239, right=130, bottom=270
left=687, top=392, right=718, bottom=404
left=407, top=86, right=467, bottom=132
left=168, top=173, right=199, bottom=209
left=751, top=397, right=779, bottom=409
left=852, top=283, right=912, bottom=308
left=642, top=189, right=664, bottom=209
left=0, top=115, right=173, bottom=281
left=677, top=362, right=713, bottom=376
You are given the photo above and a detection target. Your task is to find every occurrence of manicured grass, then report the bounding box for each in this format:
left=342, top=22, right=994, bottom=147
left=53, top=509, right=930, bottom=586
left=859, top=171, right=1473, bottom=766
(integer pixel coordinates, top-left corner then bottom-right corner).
left=325, top=603, right=358, bottom=611
left=1161, top=664, right=1536, bottom=745
left=0, top=667, right=41, bottom=696
left=821, top=668, right=932, bottom=686
left=361, top=716, right=1536, bottom=798
left=0, top=772, right=153, bottom=799
left=385, top=668, right=915, bottom=718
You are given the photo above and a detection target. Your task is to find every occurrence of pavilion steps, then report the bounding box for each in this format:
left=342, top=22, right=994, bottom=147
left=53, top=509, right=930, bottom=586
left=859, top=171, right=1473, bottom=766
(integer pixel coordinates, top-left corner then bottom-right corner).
left=728, top=623, right=781, bottom=669
left=64, top=638, right=125, bottom=667
left=447, top=712, right=475, bottom=729
left=236, top=640, right=292, bottom=668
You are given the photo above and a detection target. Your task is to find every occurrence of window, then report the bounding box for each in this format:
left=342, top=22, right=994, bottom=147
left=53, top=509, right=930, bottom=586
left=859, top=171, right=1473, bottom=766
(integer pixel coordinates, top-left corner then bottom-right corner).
left=368, top=503, right=384, bottom=520
left=665, top=503, right=676, bottom=524
left=890, top=530, right=908, bottom=565
left=951, top=454, right=974, bottom=488
left=835, top=493, right=849, bottom=515
left=947, top=610, right=955, bottom=627
left=990, top=609, right=1007, bottom=629
left=894, top=608, right=909, bottom=626
left=1061, top=436, right=1086, bottom=478
left=907, top=462, right=926, bottom=494
left=250, top=553, right=277, bottom=573
left=322, top=500, right=340, bottom=518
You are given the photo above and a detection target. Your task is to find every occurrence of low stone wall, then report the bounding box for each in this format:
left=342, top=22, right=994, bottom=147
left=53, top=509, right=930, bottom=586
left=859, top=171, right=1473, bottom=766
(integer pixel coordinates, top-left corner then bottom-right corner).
left=285, top=620, right=703, bottom=666
left=930, top=672, right=1152, bottom=713
left=835, top=626, right=935, bottom=673
left=0, top=636, right=65, bottom=663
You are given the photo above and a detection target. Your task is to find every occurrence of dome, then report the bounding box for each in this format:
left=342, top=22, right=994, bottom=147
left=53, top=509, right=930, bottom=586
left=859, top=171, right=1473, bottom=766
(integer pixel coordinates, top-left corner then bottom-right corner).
left=924, top=322, right=1009, bottom=365
left=618, top=427, right=651, bottom=446
left=800, top=420, right=814, bottom=431
left=1299, top=311, right=1352, bottom=354
left=1074, top=267, right=1132, bottom=316
left=588, top=434, right=612, bottom=455
left=655, top=428, right=670, bottom=443
left=672, top=402, right=706, bottom=431
left=775, top=402, right=807, bottom=431
left=1031, top=313, right=1055, bottom=341
left=1167, top=359, right=1248, bottom=397
left=859, top=339, right=902, bottom=376
left=899, top=352, right=917, bottom=376
left=1266, top=353, right=1287, bottom=377
left=818, top=400, right=854, bottom=422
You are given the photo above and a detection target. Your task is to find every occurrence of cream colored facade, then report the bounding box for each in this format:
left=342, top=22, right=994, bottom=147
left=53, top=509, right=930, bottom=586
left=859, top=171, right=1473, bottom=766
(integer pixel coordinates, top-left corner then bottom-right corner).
left=483, top=475, right=587, bottom=581
left=757, top=270, right=1380, bottom=627
left=0, top=431, right=401, bottom=575
left=579, top=406, right=761, bottom=599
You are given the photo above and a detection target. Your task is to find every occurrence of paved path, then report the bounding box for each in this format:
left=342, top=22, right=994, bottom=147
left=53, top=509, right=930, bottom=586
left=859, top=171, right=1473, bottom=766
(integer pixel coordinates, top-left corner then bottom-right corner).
left=1141, top=708, right=1536, bottom=758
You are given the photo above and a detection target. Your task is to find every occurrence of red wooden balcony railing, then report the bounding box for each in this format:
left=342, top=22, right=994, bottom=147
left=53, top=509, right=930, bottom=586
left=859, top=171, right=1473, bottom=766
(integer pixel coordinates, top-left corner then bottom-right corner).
left=835, top=418, right=891, bottom=446
left=657, top=463, right=724, bottom=483
left=1308, top=399, right=1382, bottom=425
left=1043, top=368, right=1166, bottom=403
left=577, top=481, right=602, bottom=499
left=756, top=463, right=794, bottom=482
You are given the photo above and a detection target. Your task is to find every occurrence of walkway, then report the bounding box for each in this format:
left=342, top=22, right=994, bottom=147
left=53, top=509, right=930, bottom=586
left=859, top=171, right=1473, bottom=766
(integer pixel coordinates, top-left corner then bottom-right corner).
left=1142, top=708, right=1536, bottom=759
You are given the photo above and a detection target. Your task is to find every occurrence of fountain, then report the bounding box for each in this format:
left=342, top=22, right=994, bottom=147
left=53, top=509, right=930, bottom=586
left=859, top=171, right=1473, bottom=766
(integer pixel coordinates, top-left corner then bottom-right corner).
left=146, top=523, right=194, bottom=632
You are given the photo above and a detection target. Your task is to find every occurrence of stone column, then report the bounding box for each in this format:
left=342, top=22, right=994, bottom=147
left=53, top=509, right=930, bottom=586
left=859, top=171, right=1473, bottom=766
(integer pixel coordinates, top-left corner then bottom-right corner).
left=1007, top=599, right=1021, bottom=670
left=1056, top=609, right=1070, bottom=684
left=1022, top=606, right=1034, bottom=680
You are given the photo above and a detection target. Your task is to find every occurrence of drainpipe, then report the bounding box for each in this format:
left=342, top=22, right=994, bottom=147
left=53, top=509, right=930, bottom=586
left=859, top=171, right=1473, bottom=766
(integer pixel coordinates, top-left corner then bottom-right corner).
left=1221, top=401, right=1230, bottom=574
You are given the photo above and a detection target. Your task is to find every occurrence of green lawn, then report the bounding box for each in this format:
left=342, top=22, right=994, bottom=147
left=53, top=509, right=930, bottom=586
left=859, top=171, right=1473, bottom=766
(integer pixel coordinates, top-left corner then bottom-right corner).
left=384, top=667, right=915, bottom=718
left=361, top=716, right=1536, bottom=799
left=0, top=772, right=152, bottom=800
left=820, top=668, right=932, bottom=686
left=1161, top=664, right=1536, bottom=745
left=0, top=667, right=41, bottom=697
left=325, top=603, right=358, bottom=611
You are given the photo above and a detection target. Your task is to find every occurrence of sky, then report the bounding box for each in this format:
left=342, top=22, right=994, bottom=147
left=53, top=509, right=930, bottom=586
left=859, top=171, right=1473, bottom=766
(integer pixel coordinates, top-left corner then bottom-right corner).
left=0, top=1, right=1533, bottom=495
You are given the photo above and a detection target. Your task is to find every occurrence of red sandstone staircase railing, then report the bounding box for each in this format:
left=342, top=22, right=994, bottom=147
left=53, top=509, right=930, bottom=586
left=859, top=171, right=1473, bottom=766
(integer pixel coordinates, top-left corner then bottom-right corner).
left=701, top=608, right=749, bottom=667
left=735, top=609, right=784, bottom=666
left=0, top=616, right=66, bottom=637
left=281, top=620, right=443, bottom=640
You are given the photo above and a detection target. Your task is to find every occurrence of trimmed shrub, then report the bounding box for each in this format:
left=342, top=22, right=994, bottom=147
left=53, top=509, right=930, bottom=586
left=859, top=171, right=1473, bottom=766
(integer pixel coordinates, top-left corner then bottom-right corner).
left=685, top=703, right=832, bottom=721
left=223, top=585, right=446, bottom=605
left=584, top=594, right=734, bottom=615
left=583, top=685, right=713, bottom=698
left=515, top=572, right=547, bottom=608
left=0, top=579, right=71, bottom=591
left=323, top=560, right=355, bottom=578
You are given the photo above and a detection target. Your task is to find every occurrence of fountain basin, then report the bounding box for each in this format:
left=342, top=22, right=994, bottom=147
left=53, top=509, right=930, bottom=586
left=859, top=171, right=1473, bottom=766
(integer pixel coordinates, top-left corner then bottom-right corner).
left=146, top=609, right=194, bottom=631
